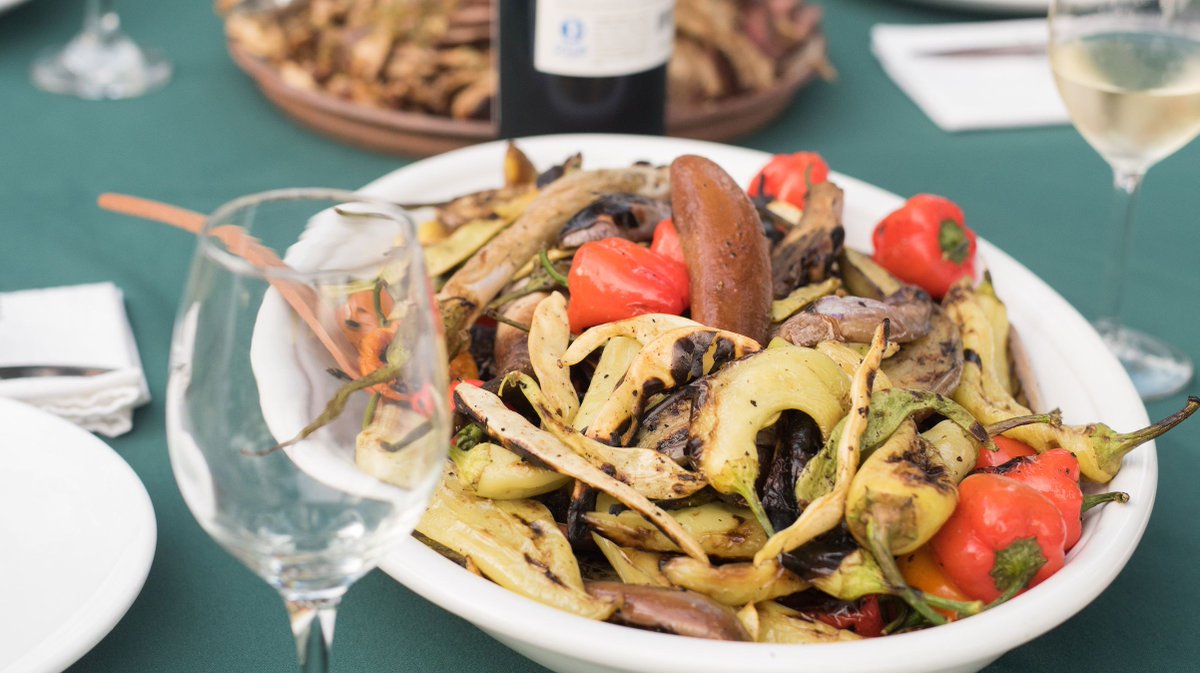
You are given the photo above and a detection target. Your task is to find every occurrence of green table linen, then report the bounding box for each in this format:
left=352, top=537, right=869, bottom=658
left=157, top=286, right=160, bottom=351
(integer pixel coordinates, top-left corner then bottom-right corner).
left=2, top=0, right=1198, bottom=671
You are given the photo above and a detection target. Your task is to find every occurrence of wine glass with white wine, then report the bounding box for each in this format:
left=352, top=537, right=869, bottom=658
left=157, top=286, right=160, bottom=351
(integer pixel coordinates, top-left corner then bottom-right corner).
left=1049, top=0, right=1200, bottom=399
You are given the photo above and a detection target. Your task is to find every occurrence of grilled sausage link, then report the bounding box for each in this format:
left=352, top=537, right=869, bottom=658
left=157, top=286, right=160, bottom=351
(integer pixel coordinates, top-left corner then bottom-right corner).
left=670, top=155, right=772, bottom=344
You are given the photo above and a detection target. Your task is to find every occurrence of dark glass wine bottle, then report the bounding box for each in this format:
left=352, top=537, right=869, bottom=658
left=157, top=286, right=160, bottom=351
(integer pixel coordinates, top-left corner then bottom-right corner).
left=497, top=0, right=674, bottom=137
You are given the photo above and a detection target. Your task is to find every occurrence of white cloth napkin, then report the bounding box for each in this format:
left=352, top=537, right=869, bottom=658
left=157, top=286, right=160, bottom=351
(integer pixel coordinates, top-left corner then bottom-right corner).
left=0, top=283, right=150, bottom=436
left=871, top=19, right=1069, bottom=132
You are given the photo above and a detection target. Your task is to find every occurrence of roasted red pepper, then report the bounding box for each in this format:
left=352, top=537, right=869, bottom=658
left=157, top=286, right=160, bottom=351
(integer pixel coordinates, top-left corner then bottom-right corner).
left=980, top=448, right=1085, bottom=550
left=746, top=152, right=829, bottom=208
left=979, top=447, right=1129, bottom=551
left=566, top=238, right=690, bottom=333
left=650, top=218, right=685, bottom=266
left=975, top=435, right=1038, bottom=469
left=811, top=595, right=885, bottom=638
left=931, top=473, right=1066, bottom=603
left=871, top=194, right=977, bottom=299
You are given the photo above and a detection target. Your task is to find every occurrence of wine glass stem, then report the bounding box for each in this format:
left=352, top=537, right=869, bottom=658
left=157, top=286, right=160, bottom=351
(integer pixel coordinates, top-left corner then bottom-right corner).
left=84, top=0, right=119, bottom=40
left=1101, top=168, right=1145, bottom=323
left=287, top=596, right=341, bottom=673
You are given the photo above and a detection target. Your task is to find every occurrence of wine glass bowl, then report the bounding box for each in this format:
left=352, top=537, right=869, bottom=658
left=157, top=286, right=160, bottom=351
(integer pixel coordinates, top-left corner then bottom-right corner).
left=166, top=189, right=448, bottom=670
left=1048, top=0, right=1200, bottom=398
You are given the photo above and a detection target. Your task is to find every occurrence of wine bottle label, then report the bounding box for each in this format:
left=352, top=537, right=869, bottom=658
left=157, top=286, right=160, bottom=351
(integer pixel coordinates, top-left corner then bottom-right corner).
left=533, top=0, right=675, bottom=77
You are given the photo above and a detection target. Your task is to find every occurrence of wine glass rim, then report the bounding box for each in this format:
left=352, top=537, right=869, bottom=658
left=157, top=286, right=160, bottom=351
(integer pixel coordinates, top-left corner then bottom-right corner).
left=199, top=187, right=416, bottom=281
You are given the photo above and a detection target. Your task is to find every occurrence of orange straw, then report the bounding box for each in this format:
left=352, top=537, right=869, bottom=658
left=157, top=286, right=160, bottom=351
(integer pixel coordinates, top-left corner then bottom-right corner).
left=98, top=193, right=361, bottom=378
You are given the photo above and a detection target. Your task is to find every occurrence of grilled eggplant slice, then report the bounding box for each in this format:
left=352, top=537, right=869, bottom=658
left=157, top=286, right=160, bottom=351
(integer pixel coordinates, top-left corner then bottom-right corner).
left=585, top=582, right=752, bottom=641
left=880, top=306, right=963, bottom=396
left=770, top=181, right=845, bottom=298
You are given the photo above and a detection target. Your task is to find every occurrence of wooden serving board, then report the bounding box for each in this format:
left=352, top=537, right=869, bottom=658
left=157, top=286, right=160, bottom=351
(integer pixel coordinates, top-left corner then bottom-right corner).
left=227, top=33, right=828, bottom=157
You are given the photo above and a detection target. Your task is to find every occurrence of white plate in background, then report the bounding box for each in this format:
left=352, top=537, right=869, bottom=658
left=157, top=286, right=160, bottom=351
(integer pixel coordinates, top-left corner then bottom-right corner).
left=0, top=397, right=156, bottom=673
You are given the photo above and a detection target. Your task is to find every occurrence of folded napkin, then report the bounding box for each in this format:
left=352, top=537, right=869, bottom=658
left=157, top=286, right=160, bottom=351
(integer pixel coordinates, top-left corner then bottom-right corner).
left=871, top=19, right=1068, bottom=132
left=0, top=283, right=150, bottom=436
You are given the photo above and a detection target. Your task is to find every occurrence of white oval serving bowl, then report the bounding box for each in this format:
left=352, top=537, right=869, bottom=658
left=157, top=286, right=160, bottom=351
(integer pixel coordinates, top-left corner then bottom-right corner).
left=348, top=135, right=1158, bottom=673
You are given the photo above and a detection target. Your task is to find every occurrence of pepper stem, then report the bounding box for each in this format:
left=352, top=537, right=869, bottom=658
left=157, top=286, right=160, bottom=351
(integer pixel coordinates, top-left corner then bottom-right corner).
left=362, top=392, right=381, bottom=430
left=484, top=310, right=532, bottom=332
left=738, top=484, right=776, bottom=538
left=986, top=537, right=1046, bottom=607
left=939, top=219, right=970, bottom=264
left=986, top=409, right=1063, bottom=437
left=372, top=278, right=390, bottom=326
left=486, top=276, right=557, bottom=311
left=252, top=360, right=407, bottom=455
left=540, top=247, right=570, bottom=287
left=1093, top=396, right=1200, bottom=475
left=864, top=519, right=972, bottom=626
left=1082, top=490, right=1130, bottom=512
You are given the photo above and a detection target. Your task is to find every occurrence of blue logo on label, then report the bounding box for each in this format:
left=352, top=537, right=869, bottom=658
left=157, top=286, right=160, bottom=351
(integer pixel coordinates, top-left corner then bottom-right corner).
left=560, top=17, right=583, bottom=43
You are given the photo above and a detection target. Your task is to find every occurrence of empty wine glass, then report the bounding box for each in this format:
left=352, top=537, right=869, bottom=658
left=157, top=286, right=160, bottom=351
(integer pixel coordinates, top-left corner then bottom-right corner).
left=1049, top=0, right=1200, bottom=399
left=166, top=189, right=449, bottom=672
left=32, top=0, right=171, bottom=99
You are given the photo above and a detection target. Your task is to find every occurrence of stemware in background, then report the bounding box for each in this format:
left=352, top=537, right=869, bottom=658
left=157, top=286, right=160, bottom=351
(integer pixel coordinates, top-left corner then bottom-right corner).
left=1048, top=0, right=1200, bottom=399
left=32, top=0, right=171, bottom=99
left=167, top=190, right=449, bottom=672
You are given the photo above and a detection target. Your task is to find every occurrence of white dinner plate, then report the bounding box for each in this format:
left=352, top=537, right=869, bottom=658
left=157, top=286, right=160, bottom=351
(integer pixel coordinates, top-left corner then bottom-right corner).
left=0, top=398, right=156, bottom=673
left=354, top=134, right=1154, bottom=673
left=890, top=0, right=1048, bottom=15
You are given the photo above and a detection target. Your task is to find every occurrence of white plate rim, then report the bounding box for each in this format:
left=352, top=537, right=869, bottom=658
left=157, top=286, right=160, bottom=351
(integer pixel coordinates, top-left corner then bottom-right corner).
left=360, top=134, right=1154, bottom=672
left=0, top=397, right=157, bottom=673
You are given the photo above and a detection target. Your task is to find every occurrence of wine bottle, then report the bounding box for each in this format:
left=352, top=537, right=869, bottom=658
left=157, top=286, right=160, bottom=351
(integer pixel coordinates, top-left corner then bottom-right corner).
left=497, top=0, right=674, bottom=137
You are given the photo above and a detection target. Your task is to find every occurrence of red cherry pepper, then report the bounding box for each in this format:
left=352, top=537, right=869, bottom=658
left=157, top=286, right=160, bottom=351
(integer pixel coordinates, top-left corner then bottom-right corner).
left=746, top=152, right=830, bottom=208
left=979, top=448, right=1085, bottom=550
left=871, top=194, right=977, bottom=299
left=566, top=238, right=690, bottom=333
left=975, top=435, right=1038, bottom=469
left=931, top=473, right=1066, bottom=603
left=650, top=218, right=686, bottom=267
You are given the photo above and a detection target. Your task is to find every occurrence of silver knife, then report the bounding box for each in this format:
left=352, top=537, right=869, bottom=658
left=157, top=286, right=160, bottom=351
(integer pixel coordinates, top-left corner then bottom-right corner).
left=0, top=365, right=115, bottom=379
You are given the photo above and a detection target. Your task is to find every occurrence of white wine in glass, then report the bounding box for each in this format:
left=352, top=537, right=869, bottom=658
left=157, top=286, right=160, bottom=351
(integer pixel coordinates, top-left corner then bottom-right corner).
left=167, top=190, right=448, bottom=672
left=1049, top=0, right=1200, bottom=398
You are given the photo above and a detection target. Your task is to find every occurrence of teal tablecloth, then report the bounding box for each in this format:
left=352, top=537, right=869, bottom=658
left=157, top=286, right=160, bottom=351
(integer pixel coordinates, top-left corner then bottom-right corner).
left=3, top=1, right=1198, bottom=671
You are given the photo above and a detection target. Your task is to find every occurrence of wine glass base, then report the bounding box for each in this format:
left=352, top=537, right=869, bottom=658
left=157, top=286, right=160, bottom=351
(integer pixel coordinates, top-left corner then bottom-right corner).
left=1095, top=318, right=1194, bottom=400
left=31, top=32, right=171, bottom=100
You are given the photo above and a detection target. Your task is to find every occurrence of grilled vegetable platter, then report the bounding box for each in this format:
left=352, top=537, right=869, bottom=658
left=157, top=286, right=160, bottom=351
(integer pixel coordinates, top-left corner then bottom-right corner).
left=329, top=142, right=1198, bottom=643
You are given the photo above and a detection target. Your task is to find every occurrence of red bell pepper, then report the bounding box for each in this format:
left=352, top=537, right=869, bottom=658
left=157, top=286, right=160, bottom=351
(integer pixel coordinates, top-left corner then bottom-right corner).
left=746, top=152, right=830, bottom=208
left=931, top=473, right=1066, bottom=603
left=650, top=218, right=685, bottom=267
left=566, top=238, right=690, bottom=333
left=871, top=194, right=977, bottom=299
